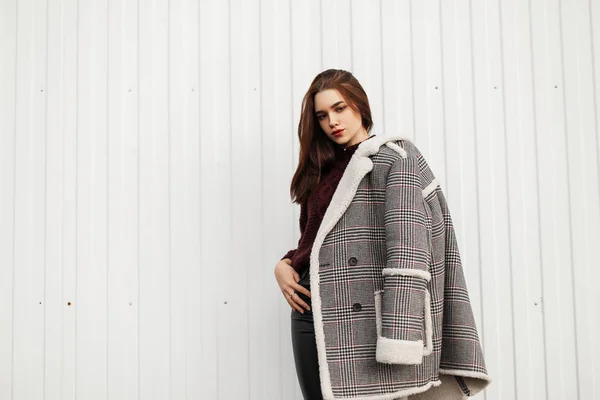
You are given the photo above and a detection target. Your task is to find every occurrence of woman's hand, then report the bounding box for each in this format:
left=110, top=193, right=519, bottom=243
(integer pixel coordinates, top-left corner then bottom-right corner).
left=274, top=259, right=311, bottom=313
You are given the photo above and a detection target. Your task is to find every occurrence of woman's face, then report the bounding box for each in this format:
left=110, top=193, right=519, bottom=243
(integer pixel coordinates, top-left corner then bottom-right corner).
left=314, top=89, right=367, bottom=147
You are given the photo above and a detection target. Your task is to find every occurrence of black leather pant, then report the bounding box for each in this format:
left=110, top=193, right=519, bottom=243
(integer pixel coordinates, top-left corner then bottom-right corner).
left=290, top=267, right=324, bottom=400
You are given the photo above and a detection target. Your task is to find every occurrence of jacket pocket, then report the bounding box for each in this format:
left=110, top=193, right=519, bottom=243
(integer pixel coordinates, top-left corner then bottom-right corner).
left=374, top=286, right=433, bottom=359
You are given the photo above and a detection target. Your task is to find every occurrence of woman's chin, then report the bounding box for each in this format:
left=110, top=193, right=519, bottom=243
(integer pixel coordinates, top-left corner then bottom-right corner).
left=330, top=134, right=348, bottom=144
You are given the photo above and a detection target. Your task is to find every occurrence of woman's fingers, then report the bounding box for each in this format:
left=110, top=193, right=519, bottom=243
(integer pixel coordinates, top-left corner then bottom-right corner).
left=284, top=290, right=305, bottom=313
left=283, top=281, right=312, bottom=312
left=291, top=292, right=311, bottom=312
left=291, top=281, right=311, bottom=299
left=284, top=282, right=311, bottom=312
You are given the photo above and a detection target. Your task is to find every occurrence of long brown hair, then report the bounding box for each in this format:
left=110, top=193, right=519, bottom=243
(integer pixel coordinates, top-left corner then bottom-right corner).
left=289, top=69, right=373, bottom=205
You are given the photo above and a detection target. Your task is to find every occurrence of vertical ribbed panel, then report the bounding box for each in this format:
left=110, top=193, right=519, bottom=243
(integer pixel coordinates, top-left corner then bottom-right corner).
left=0, top=0, right=598, bottom=399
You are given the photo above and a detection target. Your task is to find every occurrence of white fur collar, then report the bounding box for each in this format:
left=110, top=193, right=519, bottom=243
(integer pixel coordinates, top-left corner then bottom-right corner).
left=308, top=134, right=413, bottom=398
left=354, top=134, right=407, bottom=157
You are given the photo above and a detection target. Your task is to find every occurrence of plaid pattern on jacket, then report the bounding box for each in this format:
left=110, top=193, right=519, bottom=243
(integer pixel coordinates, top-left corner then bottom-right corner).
left=308, top=135, right=491, bottom=400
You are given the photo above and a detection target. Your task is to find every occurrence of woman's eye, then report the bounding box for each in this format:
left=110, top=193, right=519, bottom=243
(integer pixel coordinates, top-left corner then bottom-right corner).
left=337, top=106, right=345, bottom=112
left=317, top=115, right=325, bottom=120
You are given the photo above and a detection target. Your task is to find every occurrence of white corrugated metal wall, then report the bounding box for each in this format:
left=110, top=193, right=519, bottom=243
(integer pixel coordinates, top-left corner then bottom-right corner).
left=0, top=0, right=598, bottom=399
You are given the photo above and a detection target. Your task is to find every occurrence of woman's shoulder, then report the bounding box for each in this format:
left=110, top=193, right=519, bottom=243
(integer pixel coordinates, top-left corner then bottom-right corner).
left=370, top=137, right=419, bottom=165
left=370, top=137, right=438, bottom=190
left=383, top=137, right=423, bottom=158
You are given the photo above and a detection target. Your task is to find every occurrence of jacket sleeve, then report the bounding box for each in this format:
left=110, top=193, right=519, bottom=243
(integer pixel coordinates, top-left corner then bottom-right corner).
left=376, top=154, right=431, bottom=365
left=281, top=200, right=308, bottom=261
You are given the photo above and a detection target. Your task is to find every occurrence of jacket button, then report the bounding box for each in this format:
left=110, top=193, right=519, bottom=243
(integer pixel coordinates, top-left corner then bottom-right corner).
left=352, top=303, right=362, bottom=312
left=348, top=257, right=357, bottom=266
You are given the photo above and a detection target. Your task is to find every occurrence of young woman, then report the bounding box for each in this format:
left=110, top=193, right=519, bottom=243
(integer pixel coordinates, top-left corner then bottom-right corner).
left=274, top=69, right=491, bottom=400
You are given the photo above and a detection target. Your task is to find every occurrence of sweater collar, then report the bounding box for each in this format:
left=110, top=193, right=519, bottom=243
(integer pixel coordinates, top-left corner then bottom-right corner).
left=335, top=134, right=377, bottom=159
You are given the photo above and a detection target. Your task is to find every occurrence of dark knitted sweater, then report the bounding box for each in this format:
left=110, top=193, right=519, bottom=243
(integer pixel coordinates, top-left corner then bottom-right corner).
left=282, top=135, right=376, bottom=273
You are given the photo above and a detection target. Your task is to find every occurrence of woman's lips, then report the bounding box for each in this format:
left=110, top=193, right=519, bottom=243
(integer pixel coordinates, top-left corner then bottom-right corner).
left=332, top=129, right=344, bottom=137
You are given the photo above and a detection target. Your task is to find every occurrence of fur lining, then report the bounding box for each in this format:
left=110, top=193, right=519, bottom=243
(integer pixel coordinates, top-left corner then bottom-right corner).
left=375, top=292, right=383, bottom=336
left=354, top=135, right=413, bottom=158
left=384, top=141, right=407, bottom=158
left=438, top=369, right=492, bottom=397
left=409, top=375, right=468, bottom=400
left=438, top=369, right=492, bottom=382
left=376, top=337, right=424, bottom=365
left=423, top=289, right=433, bottom=356
left=382, top=268, right=431, bottom=281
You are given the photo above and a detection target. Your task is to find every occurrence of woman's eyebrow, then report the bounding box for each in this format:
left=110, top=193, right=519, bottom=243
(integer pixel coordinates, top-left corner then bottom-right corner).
left=315, top=101, right=345, bottom=114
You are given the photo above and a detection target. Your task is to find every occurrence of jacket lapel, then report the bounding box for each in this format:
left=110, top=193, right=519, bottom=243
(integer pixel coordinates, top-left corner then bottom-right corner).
left=315, top=134, right=408, bottom=246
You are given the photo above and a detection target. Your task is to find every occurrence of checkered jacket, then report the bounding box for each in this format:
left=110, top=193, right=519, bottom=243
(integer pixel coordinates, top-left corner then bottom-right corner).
left=308, top=135, right=491, bottom=399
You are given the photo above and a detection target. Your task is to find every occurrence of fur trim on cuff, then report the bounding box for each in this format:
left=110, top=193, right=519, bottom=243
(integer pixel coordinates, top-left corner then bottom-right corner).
left=376, top=337, right=424, bottom=365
